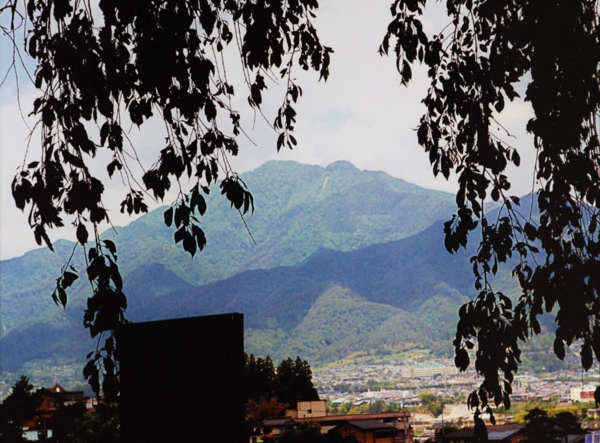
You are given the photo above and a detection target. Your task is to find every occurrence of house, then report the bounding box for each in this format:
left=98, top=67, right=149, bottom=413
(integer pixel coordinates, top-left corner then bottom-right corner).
left=439, top=424, right=525, bottom=443
left=330, top=419, right=405, bottom=443
left=36, top=383, right=87, bottom=411
left=286, top=400, right=327, bottom=419
left=21, top=383, right=90, bottom=441
left=263, top=401, right=412, bottom=443
left=571, top=386, right=597, bottom=402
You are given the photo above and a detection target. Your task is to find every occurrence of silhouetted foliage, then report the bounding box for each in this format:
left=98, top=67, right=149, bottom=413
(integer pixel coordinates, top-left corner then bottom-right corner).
left=275, top=357, right=320, bottom=408
left=46, top=403, right=86, bottom=443
left=278, top=421, right=326, bottom=443
left=0, top=376, right=41, bottom=443
left=70, top=401, right=119, bottom=443
left=522, top=408, right=583, bottom=443
left=244, top=353, right=319, bottom=437
left=3, top=0, right=331, bottom=397
left=244, top=354, right=319, bottom=408
left=381, top=0, right=600, bottom=423
left=244, top=354, right=285, bottom=435
left=244, top=354, right=277, bottom=404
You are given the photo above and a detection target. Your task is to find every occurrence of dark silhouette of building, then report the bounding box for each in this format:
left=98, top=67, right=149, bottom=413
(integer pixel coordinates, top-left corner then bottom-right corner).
left=117, top=313, right=244, bottom=443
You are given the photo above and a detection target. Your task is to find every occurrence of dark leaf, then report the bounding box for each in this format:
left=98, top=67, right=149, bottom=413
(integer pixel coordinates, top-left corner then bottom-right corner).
left=103, top=239, right=117, bottom=257
left=467, top=391, right=479, bottom=409
left=174, top=226, right=185, bottom=244
left=61, top=271, right=79, bottom=289
left=105, top=337, right=114, bottom=354
left=511, top=150, right=520, bottom=167
left=57, top=286, right=67, bottom=308
left=164, top=206, right=173, bottom=227
left=76, top=223, right=89, bottom=244
left=524, top=222, right=537, bottom=241
left=554, top=337, right=566, bottom=360
left=192, top=224, right=207, bottom=251
left=582, top=342, right=593, bottom=370
left=110, top=262, right=123, bottom=291
left=590, top=216, right=597, bottom=234
left=454, top=348, right=470, bottom=371
left=87, top=257, right=102, bottom=282
left=34, top=225, right=54, bottom=251
left=62, top=150, right=85, bottom=168
left=88, top=247, right=97, bottom=261
left=107, top=159, right=122, bottom=178
left=204, top=99, right=217, bottom=121
left=183, top=231, right=196, bottom=257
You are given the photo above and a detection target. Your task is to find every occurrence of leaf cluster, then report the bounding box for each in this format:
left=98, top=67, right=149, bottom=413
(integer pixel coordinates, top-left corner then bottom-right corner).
left=81, top=240, right=124, bottom=401
left=522, top=408, right=584, bottom=443
left=6, top=0, right=332, bottom=397
left=381, top=0, right=600, bottom=419
left=0, top=376, right=40, bottom=428
left=16, top=0, right=332, bottom=258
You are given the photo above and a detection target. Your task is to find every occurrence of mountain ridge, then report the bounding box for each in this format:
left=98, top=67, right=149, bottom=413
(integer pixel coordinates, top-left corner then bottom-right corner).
left=1, top=160, right=471, bottom=376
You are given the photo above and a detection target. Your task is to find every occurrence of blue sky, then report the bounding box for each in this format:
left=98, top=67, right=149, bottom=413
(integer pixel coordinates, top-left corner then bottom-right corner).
left=0, top=1, right=536, bottom=260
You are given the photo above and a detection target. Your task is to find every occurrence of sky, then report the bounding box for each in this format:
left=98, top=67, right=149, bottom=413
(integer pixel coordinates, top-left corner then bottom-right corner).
left=0, top=1, right=536, bottom=261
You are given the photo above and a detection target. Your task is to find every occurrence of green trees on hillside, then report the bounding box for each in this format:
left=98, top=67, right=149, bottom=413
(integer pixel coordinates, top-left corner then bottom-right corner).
left=419, top=391, right=445, bottom=418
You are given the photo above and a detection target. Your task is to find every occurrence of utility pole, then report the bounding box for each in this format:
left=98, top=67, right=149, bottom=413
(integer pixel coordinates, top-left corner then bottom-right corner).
left=402, top=402, right=407, bottom=443
left=441, top=405, right=445, bottom=438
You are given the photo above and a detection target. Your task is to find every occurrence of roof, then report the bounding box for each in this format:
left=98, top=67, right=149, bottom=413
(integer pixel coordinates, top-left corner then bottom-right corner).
left=263, top=411, right=409, bottom=428
left=38, top=387, right=85, bottom=401
left=489, top=429, right=522, bottom=440
left=443, top=424, right=525, bottom=442
left=345, top=420, right=397, bottom=431
left=263, top=418, right=289, bottom=427
left=300, top=411, right=409, bottom=425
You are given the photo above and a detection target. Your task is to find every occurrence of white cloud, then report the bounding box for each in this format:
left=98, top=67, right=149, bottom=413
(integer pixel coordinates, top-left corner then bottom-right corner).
left=0, top=1, right=537, bottom=260
left=0, top=89, right=43, bottom=260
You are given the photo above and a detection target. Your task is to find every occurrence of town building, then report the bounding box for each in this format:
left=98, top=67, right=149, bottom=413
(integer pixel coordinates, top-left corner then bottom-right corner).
left=571, top=386, right=597, bottom=402
left=330, top=419, right=403, bottom=443
left=438, top=424, right=526, bottom=443
left=21, top=383, right=92, bottom=441
left=263, top=401, right=412, bottom=443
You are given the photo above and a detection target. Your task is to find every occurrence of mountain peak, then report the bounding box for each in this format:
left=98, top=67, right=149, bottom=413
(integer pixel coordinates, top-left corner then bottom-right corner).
left=325, top=160, right=358, bottom=173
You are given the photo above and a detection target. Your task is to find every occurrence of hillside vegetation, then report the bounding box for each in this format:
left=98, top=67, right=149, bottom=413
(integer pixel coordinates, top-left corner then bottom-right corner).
left=1, top=160, right=524, bottom=377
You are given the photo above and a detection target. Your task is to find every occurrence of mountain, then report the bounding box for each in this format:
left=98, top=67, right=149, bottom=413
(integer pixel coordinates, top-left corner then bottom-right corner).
left=1, top=161, right=455, bottom=336
left=122, top=218, right=474, bottom=363
left=1, top=160, right=468, bottom=376
left=105, top=160, right=457, bottom=285
left=1, top=222, right=475, bottom=372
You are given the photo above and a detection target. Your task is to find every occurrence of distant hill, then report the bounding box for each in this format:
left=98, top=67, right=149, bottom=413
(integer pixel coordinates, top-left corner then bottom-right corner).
left=122, top=218, right=474, bottom=363
left=1, top=221, right=476, bottom=372
left=1, top=160, right=470, bottom=375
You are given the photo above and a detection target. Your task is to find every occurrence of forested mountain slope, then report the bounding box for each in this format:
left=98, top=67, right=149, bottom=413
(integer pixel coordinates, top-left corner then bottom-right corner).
left=2, top=161, right=468, bottom=373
